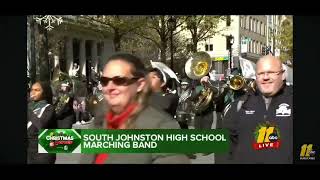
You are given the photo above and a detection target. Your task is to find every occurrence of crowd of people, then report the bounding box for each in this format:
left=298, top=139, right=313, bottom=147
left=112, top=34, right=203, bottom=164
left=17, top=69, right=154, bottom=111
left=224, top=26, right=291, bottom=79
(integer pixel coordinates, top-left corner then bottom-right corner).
left=27, top=52, right=292, bottom=164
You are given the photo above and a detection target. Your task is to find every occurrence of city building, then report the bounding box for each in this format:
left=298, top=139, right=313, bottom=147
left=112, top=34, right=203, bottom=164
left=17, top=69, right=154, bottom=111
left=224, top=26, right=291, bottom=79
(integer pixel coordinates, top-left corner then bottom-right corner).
left=27, top=15, right=115, bottom=83
left=196, top=15, right=268, bottom=75
left=267, top=15, right=290, bottom=58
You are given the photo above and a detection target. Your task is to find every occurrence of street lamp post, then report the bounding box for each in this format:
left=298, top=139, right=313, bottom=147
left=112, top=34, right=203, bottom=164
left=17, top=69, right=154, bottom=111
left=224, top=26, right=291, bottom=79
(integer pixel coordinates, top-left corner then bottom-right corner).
left=228, top=34, right=234, bottom=70
left=167, top=16, right=176, bottom=70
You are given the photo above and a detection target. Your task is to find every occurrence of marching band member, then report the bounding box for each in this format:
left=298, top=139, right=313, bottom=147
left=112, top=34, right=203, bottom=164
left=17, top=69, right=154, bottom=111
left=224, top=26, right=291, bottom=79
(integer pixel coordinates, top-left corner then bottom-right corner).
left=27, top=81, right=57, bottom=164
left=54, top=81, right=75, bottom=129
left=148, top=68, right=179, bottom=118
left=175, top=78, right=196, bottom=129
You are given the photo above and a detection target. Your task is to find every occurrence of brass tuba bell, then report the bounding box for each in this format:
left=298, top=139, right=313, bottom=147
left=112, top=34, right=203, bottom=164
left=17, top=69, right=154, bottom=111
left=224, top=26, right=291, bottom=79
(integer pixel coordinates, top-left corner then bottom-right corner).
left=185, top=52, right=212, bottom=80
left=184, top=52, right=215, bottom=113
left=229, top=75, right=256, bottom=92
left=229, top=75, right=246, bottom=91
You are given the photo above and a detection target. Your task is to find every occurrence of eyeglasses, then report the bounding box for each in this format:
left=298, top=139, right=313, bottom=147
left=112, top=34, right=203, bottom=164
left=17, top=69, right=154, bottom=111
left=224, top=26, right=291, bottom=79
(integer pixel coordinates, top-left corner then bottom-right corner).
left=256, top=70, right=285, bottom=77
left=100, top=76, right=139, bottom=86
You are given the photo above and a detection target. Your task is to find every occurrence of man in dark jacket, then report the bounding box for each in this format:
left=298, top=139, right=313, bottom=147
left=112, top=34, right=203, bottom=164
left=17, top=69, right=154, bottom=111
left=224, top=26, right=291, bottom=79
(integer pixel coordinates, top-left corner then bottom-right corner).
left=220, top=55, right=293, bottom=164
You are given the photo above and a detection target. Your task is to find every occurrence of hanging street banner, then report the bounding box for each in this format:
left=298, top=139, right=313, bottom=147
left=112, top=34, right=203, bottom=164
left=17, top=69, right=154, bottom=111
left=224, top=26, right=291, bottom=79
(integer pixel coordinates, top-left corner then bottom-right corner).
left=38, top=129, right=230, bottom=154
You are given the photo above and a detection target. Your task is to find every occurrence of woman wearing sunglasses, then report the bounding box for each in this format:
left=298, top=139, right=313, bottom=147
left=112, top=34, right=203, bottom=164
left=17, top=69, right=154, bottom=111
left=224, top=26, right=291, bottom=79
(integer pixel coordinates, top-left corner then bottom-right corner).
left=81, top=53, right=190, bottom=164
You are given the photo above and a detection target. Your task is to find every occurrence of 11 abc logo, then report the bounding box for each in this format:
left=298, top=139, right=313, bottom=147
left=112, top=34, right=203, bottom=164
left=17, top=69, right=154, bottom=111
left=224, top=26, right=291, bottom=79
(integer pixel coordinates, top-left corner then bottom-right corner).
left=300, top=144, right=316, bottom=160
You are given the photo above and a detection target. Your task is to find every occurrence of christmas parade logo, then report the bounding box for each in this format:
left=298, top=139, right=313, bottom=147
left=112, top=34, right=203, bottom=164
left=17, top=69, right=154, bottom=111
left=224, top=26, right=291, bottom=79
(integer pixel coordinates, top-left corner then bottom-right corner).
left=38, top=129, right=81, bottom=153
left=253, top=122, right=281, bottom=150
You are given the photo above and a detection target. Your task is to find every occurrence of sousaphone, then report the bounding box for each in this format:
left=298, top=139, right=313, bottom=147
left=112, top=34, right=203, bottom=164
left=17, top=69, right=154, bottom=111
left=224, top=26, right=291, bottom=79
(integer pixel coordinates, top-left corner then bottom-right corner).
left=184, top=52, right=216, bottom=113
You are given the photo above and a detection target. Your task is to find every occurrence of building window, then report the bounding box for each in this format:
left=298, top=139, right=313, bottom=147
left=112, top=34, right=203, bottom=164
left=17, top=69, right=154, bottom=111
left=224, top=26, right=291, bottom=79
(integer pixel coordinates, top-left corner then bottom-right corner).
left=253, top=19, right=256, bottom=32
left=226, top=16, right=231, bottom=26
left=255, top=20, right=258, bottom=33
left=251, top=18, right=254, bottom=31
left=243, top=17, right=245, bottom=29
left=251, top=41, right=254, bottom=53
left=260, top=22, right=263, bottom=35
left=246, top=16, right=250, bottom=29
left=262, top=43, right=266, bottom=54
left=257, top=21, right=260, bottom=34
left=265, top=25, right=267, bottom=37
left=241, top=36, right=246, bottom=45
left=205, top=44, right=213, bottom=51
left=253, top=41, right=256, bottom=54
left=268, top=16, right=272, bottom=24
left=240, top=16, right=244, bottom=28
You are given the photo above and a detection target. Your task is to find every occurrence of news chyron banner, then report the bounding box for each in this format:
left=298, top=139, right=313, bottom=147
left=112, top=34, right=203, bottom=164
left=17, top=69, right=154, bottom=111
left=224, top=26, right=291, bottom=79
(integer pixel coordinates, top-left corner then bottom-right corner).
left=38, top=129, right=230, bottom=154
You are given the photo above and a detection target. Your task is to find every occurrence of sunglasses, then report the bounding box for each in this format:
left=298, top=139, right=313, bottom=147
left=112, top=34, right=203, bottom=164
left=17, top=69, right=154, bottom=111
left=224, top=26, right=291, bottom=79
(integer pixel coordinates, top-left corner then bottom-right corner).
left=100, top=76, right=139, bottom=86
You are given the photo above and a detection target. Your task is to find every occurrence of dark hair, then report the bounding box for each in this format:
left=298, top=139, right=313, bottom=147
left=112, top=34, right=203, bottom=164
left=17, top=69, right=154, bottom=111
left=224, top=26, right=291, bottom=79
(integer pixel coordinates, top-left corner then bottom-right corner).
left=105, top=53, right=152, bottom=128
left=106, top=53, right=147, bottom=78
left=34, top=81, right=53, bottom=104
left=166, top=78, right=177, bottom=90
left=149, top=68, right=164, bottom=83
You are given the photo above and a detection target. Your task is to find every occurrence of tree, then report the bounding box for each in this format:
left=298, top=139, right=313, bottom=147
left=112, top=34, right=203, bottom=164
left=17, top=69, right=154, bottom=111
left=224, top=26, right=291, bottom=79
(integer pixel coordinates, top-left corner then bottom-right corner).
left=81, top=15, right=147, bottom=51
left=28, top=16, right=36, bottom=85
left=276, top=16, right=293, bottom=63
left=135, top=15, right=186, bottom=64
left=185, top=15, right=226, bottom=53
left=121, top=32, right=160, bottom=66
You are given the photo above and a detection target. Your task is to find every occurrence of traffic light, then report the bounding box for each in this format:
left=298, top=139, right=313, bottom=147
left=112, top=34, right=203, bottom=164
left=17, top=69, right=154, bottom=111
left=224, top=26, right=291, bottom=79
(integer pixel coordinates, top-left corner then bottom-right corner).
left=262, top=46, right=266, bottom=55
left=226, top=36, right=231, bottom=50
left=267, top=46, right=273, bottom=55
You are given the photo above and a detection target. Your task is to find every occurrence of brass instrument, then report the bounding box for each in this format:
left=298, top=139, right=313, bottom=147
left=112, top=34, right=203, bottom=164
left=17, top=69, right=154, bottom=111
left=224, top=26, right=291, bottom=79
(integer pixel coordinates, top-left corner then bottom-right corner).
left=184, top=52, right=216, bottom=113
left=51, top=66, right=75, bottom=94
left=87, top=91, right=105, bottom=117
left=54, top=94, right=70, bottom=113
left=185, top=52, right=212, bottom=80
left=229, top=75, right=256, bottom=93
left=246, top=80, right=256, bottom=92
left=51, top=66, right=74, bottom=112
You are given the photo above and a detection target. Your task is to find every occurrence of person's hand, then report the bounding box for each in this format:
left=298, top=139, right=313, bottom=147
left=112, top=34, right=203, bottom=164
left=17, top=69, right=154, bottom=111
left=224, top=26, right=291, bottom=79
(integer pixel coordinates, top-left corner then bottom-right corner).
left=200, top=76, right=210, bottom=84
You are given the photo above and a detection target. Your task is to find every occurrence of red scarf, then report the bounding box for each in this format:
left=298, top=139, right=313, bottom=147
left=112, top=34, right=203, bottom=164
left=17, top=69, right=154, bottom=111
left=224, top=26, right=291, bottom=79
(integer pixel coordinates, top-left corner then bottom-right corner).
left=94, top=103, right=138, bottom=164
